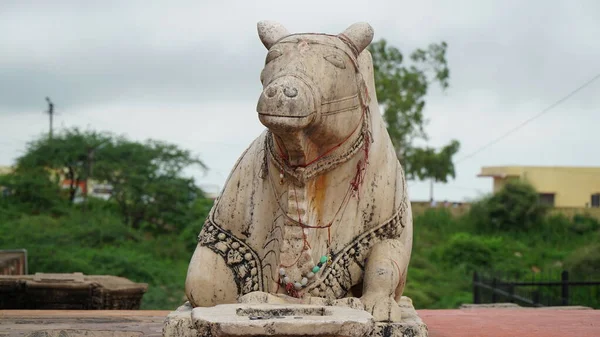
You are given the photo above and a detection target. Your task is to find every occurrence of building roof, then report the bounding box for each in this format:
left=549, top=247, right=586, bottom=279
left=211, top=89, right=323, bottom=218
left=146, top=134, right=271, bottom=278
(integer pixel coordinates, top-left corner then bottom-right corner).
left=478, top=165, right=600, bottom=178
left=477, top=166, right=522, bottom=178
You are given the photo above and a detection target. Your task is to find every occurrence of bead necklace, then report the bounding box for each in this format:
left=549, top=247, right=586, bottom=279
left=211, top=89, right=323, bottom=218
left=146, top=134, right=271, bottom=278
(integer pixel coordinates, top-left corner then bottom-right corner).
left=278, top=254, right=331, bottom=294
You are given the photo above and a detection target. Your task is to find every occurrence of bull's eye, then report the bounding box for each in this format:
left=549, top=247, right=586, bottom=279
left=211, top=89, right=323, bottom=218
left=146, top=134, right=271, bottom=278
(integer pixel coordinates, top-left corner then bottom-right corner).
left=324, top=54, right=346, bottom=69
left=266, top=50, right=283, bottom=64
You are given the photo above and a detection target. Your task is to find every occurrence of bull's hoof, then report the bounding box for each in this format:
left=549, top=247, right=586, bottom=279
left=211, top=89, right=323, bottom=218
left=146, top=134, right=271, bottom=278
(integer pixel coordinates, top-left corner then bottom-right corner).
left=360, top=294, right=402, bottom=322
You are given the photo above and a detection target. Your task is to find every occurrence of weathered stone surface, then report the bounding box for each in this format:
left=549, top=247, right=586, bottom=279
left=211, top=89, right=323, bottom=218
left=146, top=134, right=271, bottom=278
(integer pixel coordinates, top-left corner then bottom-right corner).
left=0, top=310, right=167, bottom=337
left=372, top=297, right=427, bottom=337
left=163, top=302, right=201, bottom=337
left=33, top=272, right=85, bottom=282
left=3, top=308, right=600, bottom=337
left=163, top=298, right=427, bottom=337
left=192, top=304, right=374, bottom=337
left=185, top=20, right=414, bottom=324
left=0, top=273, right=148, bottom=310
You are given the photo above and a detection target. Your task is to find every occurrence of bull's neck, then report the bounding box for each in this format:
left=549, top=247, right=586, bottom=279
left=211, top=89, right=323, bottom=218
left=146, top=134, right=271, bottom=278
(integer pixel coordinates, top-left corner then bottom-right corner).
left=271, top=132, right=319, bottom=167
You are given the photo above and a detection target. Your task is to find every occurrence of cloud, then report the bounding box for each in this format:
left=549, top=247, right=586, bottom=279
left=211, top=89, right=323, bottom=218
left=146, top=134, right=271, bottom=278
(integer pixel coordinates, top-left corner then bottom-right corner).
left=1, top=0, right=599, bottom=202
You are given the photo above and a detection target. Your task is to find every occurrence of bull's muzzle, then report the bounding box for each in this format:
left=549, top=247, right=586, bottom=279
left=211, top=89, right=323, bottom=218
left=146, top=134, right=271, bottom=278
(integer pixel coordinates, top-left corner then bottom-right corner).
left=257, top=75, right=318, bottom=131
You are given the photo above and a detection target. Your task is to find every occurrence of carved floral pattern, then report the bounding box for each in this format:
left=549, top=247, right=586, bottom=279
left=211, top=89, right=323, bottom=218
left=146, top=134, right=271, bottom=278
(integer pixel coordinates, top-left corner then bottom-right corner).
left=305, top=206, right=405, bottom=299
left=199, top=205, right=405, bottom=300
left=198, top=218, right=264, bottom=296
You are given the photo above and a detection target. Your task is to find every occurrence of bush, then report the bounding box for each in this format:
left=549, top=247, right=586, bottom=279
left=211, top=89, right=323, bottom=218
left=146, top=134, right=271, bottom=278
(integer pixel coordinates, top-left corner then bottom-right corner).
left=468, top=181, right=548, bottom=232
left=440, top=232, right=501, bottom=272
left=417, top=208, right=455, bottom=228
left=564, top=244, right=600, bottom=278
left=571, top=213, right=600, bottom=234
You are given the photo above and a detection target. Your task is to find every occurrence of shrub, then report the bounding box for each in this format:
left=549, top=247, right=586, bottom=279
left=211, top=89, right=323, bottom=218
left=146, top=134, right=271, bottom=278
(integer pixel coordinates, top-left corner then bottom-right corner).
left=441, top=232, right=497, bottom=272
left=564, top=244, right=600, bottom=278
left=417, top=208, right=455, bottom=228
left=468, top=181, right=548, bottom=232
left=571, top=213, right=600, bottom=234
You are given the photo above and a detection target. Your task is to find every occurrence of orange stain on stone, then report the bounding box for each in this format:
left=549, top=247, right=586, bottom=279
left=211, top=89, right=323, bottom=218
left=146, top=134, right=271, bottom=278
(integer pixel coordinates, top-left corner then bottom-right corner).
left=311, top=173, right=327, bottom=221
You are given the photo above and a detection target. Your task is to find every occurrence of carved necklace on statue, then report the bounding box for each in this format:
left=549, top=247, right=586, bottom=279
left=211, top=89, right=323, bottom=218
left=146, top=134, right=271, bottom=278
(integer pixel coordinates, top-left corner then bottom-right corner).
left=265, top=111, right=370, bottom=187
left=265, top=104, right=372, bottom=298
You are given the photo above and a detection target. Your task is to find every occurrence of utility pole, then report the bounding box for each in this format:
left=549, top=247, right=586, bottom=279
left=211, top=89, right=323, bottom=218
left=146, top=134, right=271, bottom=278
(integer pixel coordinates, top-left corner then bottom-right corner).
left=45, top=97, right=54, bottom=139
left=429, top=179, right=434, bottom=202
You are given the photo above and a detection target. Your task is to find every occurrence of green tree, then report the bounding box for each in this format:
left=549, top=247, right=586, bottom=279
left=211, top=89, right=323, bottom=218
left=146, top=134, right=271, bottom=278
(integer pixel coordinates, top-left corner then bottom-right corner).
left=16, top=128, right=113, bottom=203
left=92, top=137, right=206, bottom=232
left=0, top=168, right=67, bottom=216
left=8, top=128, right=207, bottom=232
left=369, top=39, right=460, bottom=183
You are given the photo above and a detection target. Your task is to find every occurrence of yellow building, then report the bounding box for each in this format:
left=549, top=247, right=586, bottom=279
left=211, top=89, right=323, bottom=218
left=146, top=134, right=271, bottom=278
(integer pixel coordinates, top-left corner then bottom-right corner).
left=478, top=166, right=600, bottom=208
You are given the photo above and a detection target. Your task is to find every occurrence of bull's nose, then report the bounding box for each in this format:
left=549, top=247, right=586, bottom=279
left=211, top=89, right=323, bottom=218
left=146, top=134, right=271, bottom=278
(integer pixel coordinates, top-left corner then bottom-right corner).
left=265, top=86, right=278, bottom=98
left=284, top=87, right=298, bottom=98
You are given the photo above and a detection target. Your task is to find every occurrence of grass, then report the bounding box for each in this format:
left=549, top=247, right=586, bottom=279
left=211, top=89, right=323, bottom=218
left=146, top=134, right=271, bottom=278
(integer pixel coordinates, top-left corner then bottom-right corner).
left=404, top=208, right=600, bottom=309
left=1, top=203, right=598, bottom=309
left=0, top=207, right=195, bottom=309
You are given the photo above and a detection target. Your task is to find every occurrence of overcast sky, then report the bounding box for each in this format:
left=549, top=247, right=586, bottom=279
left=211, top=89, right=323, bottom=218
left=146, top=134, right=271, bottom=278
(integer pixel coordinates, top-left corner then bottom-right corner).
left=1, top=0, right=599, bottom=201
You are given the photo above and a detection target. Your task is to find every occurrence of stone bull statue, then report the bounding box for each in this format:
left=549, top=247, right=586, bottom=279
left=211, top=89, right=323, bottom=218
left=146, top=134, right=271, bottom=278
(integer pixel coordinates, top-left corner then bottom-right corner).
left=185, top=21, right=413, bottom=322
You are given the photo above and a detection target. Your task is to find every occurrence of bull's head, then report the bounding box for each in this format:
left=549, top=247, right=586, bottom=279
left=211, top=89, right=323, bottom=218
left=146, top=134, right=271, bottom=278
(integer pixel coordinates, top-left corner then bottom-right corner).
left=256, top=21, right=374, bottom=141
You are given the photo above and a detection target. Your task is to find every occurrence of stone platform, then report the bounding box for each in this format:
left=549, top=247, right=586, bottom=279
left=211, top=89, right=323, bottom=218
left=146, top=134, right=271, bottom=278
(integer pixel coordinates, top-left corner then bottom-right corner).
left=163, top=297, right=427, bottom=337
left=1, top=307, right=599, bottom=337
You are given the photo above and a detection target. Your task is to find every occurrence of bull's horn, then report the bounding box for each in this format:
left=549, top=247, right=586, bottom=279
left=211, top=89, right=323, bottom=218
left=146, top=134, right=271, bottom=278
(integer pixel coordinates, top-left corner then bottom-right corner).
left=257, top=20, right=290, bottom=49
left=339, top=22, right=374, bottom=54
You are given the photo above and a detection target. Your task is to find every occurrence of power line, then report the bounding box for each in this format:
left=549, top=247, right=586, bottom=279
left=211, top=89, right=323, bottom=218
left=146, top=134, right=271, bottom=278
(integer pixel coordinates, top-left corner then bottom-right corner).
left=455, top=72, right=600, bottom=164
left=407, top=73, right=600, bottom=190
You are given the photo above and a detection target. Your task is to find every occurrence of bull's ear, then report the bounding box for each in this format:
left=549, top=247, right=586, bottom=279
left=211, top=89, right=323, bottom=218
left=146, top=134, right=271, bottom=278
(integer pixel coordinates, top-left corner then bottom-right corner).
left=257, top=21, right=290, bottom=50
left=339, top=22, right=374, bottom=54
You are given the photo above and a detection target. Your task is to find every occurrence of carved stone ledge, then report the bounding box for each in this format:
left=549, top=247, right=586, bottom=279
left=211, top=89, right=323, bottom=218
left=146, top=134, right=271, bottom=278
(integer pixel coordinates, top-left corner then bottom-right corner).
left=162, top=297, right=427, bottom=337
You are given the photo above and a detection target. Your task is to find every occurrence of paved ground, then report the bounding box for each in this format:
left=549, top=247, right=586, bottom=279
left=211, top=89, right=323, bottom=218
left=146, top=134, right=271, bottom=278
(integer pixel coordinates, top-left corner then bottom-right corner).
left=0, top=310, right=169, bottom=337
left=0, top=308, right=599, bottom=336
left=420, top=308, right=600, bottom=337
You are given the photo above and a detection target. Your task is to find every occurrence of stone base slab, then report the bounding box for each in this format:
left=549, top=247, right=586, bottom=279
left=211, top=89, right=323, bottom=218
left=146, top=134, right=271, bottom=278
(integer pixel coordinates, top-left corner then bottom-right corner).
left=194, top=303, right=373, bottom=337
left=163, top=297, right=427, bottom=337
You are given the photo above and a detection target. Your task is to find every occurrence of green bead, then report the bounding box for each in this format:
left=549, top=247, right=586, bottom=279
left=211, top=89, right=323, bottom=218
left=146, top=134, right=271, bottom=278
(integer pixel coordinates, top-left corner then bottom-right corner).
left=320, top=256, right=328, bottom=264
left=312, top=265, right=320, bottom=273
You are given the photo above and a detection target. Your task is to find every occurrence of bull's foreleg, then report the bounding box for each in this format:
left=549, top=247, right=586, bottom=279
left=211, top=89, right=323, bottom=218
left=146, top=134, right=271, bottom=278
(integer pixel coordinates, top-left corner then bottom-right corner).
left=360, top=239, right=409, bottom=322
left=185, top=245, right=238, bottom=307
